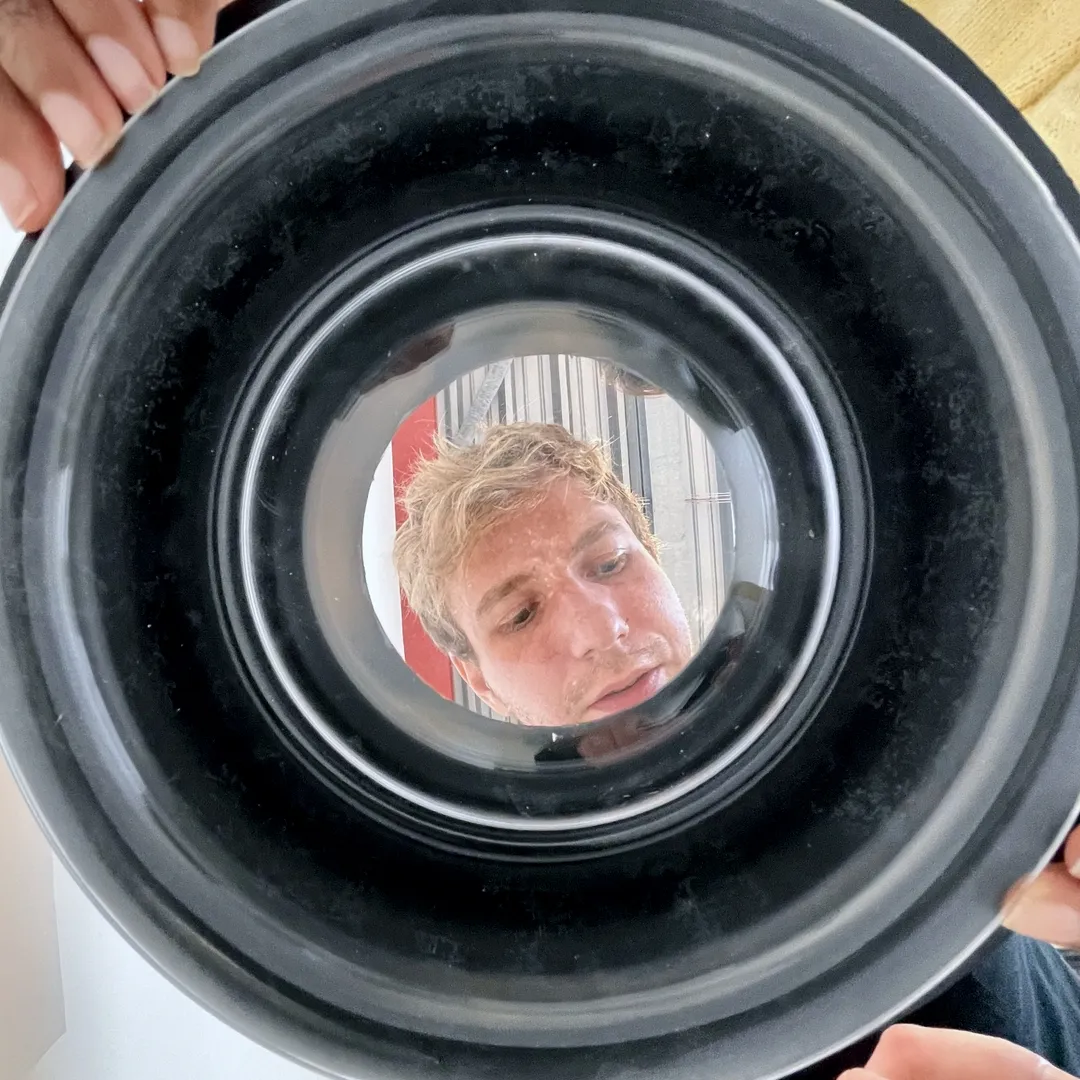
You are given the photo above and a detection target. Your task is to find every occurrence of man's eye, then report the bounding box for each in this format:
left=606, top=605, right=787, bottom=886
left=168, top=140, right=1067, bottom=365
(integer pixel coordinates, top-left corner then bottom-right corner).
left=505, top=605, right=536, bottom=632
left=596, top=553, right=627, bottom=576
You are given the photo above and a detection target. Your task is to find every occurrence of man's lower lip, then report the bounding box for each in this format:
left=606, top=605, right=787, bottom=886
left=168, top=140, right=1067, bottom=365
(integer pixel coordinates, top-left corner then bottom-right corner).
left=590, top=667, right=664, bottom=715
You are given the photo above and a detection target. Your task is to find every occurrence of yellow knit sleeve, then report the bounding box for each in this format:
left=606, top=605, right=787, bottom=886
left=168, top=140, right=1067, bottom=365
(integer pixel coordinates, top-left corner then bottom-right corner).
left=906, top=0, right=1080, bottom=182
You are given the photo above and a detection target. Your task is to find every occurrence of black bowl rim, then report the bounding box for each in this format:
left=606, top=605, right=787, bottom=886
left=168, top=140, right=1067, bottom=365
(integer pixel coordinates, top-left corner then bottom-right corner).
left=1, top=1, right=1080, bottom=1077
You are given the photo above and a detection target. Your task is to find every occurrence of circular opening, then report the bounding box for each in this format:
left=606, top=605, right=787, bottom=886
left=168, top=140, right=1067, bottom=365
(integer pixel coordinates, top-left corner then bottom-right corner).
left=215, top=215, right=841, bottom=837
left=355, top=344, right=741, bottom=728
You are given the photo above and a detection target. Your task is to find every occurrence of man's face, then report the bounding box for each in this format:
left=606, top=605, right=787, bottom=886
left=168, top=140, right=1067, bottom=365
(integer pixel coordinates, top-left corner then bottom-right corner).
left=447, top=479, right=694, bottom=727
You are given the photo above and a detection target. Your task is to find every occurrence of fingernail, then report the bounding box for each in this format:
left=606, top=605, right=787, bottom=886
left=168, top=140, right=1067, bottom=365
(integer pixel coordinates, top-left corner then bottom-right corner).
left=39, top=92, right=111, bottom=166
left=151, top=16, right=202, bottom=77
left=86, top=36, right=158, bottom=115
left=1070, top=856, right=1080, bottom=879
left=0, top=161, right=39, bottom=231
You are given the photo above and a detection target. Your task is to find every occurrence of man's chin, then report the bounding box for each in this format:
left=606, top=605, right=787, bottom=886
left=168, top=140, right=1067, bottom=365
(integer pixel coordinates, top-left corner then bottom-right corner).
left=513, top=661, right=682, bottom=728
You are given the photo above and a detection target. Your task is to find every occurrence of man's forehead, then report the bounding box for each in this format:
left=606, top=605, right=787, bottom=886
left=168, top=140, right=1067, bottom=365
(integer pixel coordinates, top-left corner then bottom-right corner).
left=471, top=492, right=624, bottom=564
left=453, top=494, right=629, bottom=616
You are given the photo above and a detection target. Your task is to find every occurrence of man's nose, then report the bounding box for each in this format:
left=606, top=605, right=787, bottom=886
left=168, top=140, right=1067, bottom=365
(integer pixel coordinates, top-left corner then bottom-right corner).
left=554, top=580, right=629, bottom=658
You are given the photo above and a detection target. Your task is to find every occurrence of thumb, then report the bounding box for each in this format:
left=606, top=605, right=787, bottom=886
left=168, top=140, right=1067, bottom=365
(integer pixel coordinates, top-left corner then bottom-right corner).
left=1003, top=862, right=1080, bottom=948
left=863, top=1025, right=1074, bottom=1080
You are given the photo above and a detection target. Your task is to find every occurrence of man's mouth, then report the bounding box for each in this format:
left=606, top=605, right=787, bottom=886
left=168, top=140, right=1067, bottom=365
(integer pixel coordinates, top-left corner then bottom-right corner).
left=588, top=666, right=666, bottom=717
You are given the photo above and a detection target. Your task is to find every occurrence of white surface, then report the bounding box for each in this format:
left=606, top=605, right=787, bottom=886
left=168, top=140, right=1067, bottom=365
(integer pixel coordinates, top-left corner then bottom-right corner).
left=0, top=219, right=328, bottom=1079
left=0, top=219, right=22, bottom=273
left=31, top=871, right=325, bottom=1080
left=362, top=442, right=406, bottom=658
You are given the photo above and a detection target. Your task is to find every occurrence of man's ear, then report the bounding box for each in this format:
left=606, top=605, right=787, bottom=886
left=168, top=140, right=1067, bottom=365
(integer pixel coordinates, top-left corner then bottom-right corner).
left=451, top=655, right=510, bottom=716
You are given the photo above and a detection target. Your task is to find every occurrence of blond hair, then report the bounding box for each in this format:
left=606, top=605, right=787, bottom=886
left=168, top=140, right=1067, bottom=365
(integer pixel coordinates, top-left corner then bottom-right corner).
left=393, top=421, right=658, bottom=658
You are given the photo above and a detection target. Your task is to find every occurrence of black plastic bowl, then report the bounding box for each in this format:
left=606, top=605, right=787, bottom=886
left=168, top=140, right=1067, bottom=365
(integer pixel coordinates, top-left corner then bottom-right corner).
left=2, top=1, right=1080, bottom=1077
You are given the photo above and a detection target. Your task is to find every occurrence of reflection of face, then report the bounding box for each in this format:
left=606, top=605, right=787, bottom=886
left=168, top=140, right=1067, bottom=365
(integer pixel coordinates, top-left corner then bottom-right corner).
left=448, top=480, right=694, bottom=727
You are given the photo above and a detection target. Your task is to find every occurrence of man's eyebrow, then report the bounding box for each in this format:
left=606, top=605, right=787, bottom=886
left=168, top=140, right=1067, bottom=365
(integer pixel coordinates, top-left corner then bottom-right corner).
left=571, top=520, right=620, bottom=556
left=476, top=573, right=532, bottom=620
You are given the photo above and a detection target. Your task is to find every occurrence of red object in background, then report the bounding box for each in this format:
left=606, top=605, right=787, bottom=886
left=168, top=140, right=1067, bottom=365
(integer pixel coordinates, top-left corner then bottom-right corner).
left=392, top=398, right=456, bottom=701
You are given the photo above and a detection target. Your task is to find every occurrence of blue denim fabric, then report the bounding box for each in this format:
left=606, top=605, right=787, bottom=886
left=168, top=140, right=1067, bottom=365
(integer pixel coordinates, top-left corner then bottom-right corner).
left=796, top=933, right=1080, bottom=1079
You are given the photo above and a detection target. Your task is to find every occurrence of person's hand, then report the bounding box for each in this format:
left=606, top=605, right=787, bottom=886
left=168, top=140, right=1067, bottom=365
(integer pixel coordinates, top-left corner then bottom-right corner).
left=0, top=0, right=236, bottom=233
left=835, top=830, right=1080, bottom=1080
left=1004, top=825, right=1080, bottom=949
left=838, top=1024, right=1076, bottom=1080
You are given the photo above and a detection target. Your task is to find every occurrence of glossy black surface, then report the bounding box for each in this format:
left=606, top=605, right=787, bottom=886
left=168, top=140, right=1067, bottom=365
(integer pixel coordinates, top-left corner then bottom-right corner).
left=0, top=1, right=1079, bottom=1077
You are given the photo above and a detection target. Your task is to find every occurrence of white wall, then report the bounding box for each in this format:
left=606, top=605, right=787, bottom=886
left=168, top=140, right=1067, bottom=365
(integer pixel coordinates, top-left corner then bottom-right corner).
left=0, top=754, right=64, bottom=1080
left=0, top=221, right=328, bottom=1080
left=0, top=215, right=21, bottom=273
left=362, top=443, right=405, bottom=658
left=31, top=870, right=326, bottom=1080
